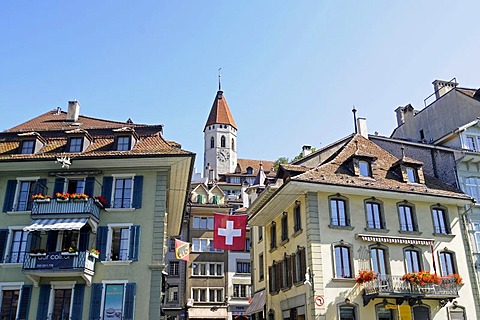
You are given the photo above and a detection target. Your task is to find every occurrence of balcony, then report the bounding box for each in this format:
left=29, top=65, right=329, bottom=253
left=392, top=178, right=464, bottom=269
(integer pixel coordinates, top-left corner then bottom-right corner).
left=31, top=198, right=101, bottom=221
left=362, top=275, right=459, bottom=307
left=23, top=251, right=96, bottom=286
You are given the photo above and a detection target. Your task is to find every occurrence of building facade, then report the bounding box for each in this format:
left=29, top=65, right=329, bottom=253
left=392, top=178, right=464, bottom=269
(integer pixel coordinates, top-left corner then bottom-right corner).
left=0, top=102, right=193, bottom=319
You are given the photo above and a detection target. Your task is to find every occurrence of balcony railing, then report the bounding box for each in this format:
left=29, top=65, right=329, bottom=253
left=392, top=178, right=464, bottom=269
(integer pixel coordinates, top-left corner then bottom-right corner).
left=31, top=198, right=100, bottom=220
left=23, top=251, right=95, bottom=273
left=362, top=275, right=458, bottom=306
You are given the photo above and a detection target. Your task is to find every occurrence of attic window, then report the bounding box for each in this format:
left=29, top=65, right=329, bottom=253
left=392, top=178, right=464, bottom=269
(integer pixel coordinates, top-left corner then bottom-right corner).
left=358, top=160, right=371, bottom=177
left=68, top=137, right=84, bottom=153
left=246, top=167, right=254, bottom=175
left=406, top=167, right=418, bottom=183
left=20, top=140, right=35, bottom=154
left=117, top=136, right=131, bottom=151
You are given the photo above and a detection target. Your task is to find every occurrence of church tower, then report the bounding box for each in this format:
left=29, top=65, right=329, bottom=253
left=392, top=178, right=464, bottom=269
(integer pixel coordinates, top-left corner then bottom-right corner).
left=203, top=89, right=238, bottom=179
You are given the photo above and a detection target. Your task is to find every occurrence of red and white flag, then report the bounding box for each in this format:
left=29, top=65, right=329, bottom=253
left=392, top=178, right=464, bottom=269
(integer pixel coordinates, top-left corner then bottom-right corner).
left=213, top=213, right=247, bottom=251
left=175, top=239, right=190, bottom=261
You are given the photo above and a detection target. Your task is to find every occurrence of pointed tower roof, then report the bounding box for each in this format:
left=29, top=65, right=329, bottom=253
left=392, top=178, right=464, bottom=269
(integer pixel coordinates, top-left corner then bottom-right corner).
left=204, top=91, right=237, bottom=131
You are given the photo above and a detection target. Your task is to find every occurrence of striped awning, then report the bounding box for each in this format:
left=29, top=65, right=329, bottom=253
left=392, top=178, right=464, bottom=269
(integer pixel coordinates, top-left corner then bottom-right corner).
left=245, top=290, right=266, bottom=315
left=356, top=233, right=434, bottom=246
left=23, top=218, right=89, bottom=232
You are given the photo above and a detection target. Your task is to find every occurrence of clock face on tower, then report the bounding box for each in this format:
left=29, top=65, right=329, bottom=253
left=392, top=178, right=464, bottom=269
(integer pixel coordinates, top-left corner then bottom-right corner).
left=217, top=149, right=230, bottom=162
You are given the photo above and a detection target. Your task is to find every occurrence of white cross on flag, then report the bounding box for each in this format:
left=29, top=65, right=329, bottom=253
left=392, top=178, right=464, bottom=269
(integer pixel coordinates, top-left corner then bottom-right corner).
left=213, top=213, right=247, bottom=251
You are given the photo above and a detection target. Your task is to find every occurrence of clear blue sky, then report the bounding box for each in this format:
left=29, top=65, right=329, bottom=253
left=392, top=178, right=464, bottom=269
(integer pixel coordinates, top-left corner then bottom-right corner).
left=1, top=1, right=480, bottom=172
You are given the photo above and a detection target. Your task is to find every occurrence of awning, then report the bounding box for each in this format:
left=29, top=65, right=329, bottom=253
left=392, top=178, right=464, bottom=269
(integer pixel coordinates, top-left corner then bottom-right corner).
left=23, top=218, right=89, bottom=232
left=162, top=307, right=183, bottom=316
left=188, top=307, right=228, bottom=318
left=356, top=233, right=434, bottom=246
left=245, top=290, right=266, bottom=315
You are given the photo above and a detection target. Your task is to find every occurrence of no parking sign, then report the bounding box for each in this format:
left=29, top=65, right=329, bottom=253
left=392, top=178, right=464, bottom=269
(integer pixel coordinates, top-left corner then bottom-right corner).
left=315, top=296, right=324, bottom=307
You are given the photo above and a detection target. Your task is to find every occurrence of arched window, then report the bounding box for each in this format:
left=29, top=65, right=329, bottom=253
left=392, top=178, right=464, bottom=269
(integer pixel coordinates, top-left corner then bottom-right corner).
left=246, top=167, right=254, bottom=174
left=404, top=246, right=422, bottom=273
left=210, top=137, right=214, bottom=149
left=221, top=135, right=226, bottom=148
left=338, top=302, right=358, bottom=320
left=365, top=199, right=386, bottom=230
left=329, top=195, right=350, bottom=227
left=439, top=251, right=457, bottom=276
left=370, top=245, right=388, bottom=276
left=333, top=241, right=353, bottom=278
left=412, top=305, right=430, bottom=319
left=376, top=302, right=395, bottom=320
left=232, top=138, right=235, bottom=151
left=398, top=202, right=417, bottom=232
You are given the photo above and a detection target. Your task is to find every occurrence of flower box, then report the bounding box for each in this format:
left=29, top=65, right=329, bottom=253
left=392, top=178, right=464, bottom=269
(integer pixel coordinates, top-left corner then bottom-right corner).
left=29, top=253, right=47, bottom=257
left=56, top=198, right=70, bottom=202
left=61, top=252, right=78, bottom=256
left=90, top=252, right=99, bottom=259
left=356, top=270, right=376, bottom=284
left=33, top=198, right=51, bottom=203
left=402, top=271, right=441, bottom=286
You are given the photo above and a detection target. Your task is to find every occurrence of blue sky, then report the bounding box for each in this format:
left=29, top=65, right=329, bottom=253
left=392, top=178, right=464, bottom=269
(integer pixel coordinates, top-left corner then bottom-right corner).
left=1, top=1, right=480, bottom=172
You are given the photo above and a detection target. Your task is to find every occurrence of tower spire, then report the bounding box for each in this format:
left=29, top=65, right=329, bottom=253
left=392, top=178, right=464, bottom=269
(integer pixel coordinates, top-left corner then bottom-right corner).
left=352, top=105, right=358, bottom=134
left=218, top=68, right=222, bottom=91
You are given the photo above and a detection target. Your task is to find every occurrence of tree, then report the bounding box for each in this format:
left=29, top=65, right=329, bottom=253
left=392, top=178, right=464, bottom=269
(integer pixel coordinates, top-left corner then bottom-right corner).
left=273, top=157, right=289, bottom=172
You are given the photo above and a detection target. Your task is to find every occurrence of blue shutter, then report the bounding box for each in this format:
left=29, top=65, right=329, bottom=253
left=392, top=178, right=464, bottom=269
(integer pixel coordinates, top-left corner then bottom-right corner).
left=79, top=227, right=90, bottom=252
left=53, top=177, right=65, bottom=195
left=132, top=175, right=143, bottom=209
left=129, top=225, right=140, bottom=261
left=36, top=284, right=51, bottom=320
left=0, top=229, right=9, bottom=263
left=18, top=285, right=32, bottom=320
left=3, top=180, right=17, bottom=212
left=46, top=231, right=58, bottom=252
left=101, top=177, right=113, bottom=208
left=89, top=283, right=103, bottom=320
left=71, top=284, right=85, bottom=320
left=84, top=177, right=95, bottom=197
left=96, top=226, right=108, bottom=261
left=34, top=178, right=48, bottom=195
left=123, top=283, right=136, bottom=320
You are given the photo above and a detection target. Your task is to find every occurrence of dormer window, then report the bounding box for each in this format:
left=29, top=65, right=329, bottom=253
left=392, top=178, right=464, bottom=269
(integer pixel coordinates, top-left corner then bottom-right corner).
left=358, top=160, right=371, bottom=177
left=246, top=167, right=254, bottom=175
left=113, top=127, right=138, bottom=151
left=20, top=140, right=35, bottom=154
left=117, top=136, right=131, bottom=151
left=406, top=167, right=418, bottom=183
left=68, top=137, right=84, bottom=152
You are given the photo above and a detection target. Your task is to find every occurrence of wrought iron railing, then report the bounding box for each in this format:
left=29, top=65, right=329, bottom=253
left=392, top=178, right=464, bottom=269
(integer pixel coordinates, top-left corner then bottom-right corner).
left=31, top=199, right=100, bottom=220
left=363, top=274, right=458, bottom=297
left=23, top=251, right=95, bottom=273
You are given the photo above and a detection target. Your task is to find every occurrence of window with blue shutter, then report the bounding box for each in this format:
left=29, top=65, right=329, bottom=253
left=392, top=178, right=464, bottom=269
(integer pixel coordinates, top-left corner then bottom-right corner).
left=53, top=177, right=65, bottom=195
left=132, top=175, right=143, bottom=208
left=33, top=178, right=48, bottom=195
left=46, top=231, right=58, bottom=252
left=89, top=283, right=103, bottom=320
left=36, top=285, right=51, bottom=319
left=123, top=283, right=136, bottom=320
left=71, top=284, right=85, bottom=320
left=3, top=180, right=17, bottom=212
left=0, top=229, right=9, bottom=263
left=84, top=177, right=95, bottom=197
left=79, top=227, right=90, bottom=252
left=96, top=227, right=108, bottom=261
left=128, top=225, right=141, bottom=261
left=18, top=285, right=32, bottom=320
left=26, top=231, right=40, bottom=253
left=101, top=177, right=113, bottom=208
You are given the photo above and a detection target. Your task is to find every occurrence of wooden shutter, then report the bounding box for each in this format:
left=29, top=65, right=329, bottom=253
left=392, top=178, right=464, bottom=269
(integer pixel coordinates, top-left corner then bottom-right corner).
left=123, top=283, right=136, bottom=320
left=46, top=231, right=59, bottom=252
left=18, top=285, right=32, bottom=320
left=132, top=175, right=143, bottom=209
left=78, top=227, right=90, bottom=252
left=53, top=177, right=65, bottom=195
left=71, top=284, right=85, bottom=320
left=36, top=285, right=51, bottom=319
left=128, top=225, right=140, bottom=261
left=3, top=180, right=17, bottom=212
left=84, top=177, right=95, bottom=197
left=0, top=229, right=9, bottom=263
left=101, top=177, right=113, bottom=208
left=89, top=283, right=103, bottom=320
left=96, top=226, right=108, bottom=261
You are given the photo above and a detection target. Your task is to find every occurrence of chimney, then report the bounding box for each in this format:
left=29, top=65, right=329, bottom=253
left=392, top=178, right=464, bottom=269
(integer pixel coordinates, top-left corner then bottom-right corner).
left=67, top=100, right=80, bottom=122
left=395, top=104, right=415, bottom=126
left=302, top=145, right=312, bottom=157
left=433, top=79, right=458, bottom=99
left=357, top=117, right=368, bottom=138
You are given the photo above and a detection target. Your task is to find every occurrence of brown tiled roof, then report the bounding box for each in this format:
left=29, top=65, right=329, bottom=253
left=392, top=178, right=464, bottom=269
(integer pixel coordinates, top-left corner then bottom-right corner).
left=236, top=159, right=276, bottom=175
left=457, top=87, right=477, bottom=97
left=292, top=134, right=471, bottom=200
left=0, top=110, right=192, bottom=161
left=279, top=163, right=312, bottom=173
left=204, top=91, right=237, bottom=129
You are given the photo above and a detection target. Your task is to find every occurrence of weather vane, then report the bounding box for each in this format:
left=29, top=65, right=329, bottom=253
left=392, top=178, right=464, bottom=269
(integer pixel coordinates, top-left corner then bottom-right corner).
left=218, top=68, right=222, bottom=91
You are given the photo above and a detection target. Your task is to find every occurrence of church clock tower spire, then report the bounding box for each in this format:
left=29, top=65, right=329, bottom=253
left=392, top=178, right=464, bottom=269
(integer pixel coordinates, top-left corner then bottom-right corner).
left=203, top=85, right=238, bottom=179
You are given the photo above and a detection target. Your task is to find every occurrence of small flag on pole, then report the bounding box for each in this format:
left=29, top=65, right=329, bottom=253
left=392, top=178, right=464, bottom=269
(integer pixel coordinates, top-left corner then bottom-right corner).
left=213, top=213, right=247, bottom=251
left=175, top=239, right=190, bottom=261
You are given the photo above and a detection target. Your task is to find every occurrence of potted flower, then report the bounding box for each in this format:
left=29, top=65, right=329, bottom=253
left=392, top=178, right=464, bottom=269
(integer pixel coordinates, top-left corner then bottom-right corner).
left=447, top=274, right=463, bottom=285
left=70, top=193, right=89, bottom=201
left=29, top=248, right=47, bottom=256
left=356, top=270, right=376, bottom=284
left=61, top=246, right=78, bottom=255
left=402, top=271, right=441, bottom=286
left=90, top=248, right=100, bottom=259
left=55, top=192, right=70, bottom=201
left=94, top=195, right=108, bottom=208
left=32, top=194, right=51, bottom=202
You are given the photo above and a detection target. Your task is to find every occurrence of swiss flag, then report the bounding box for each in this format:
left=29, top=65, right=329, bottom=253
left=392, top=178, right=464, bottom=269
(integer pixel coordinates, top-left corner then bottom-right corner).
left=213, top=213, right=247, bottom=251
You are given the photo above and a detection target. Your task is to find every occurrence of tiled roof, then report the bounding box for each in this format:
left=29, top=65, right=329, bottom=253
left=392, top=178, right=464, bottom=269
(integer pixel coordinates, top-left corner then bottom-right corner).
left=0, top=110, right=192, bottom=161
left=204, top=91, right=237, bottom=129
left=292, top=134, right=471, bottom=200
left=236, top=159, right=276, bottom=175
left=279, top=163, right=312, bottom=173
left=457, top=87, right=477, bottom=97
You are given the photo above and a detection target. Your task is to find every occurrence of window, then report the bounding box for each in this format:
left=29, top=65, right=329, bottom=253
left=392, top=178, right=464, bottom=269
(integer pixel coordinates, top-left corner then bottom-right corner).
left=169, top=238, right=176, bottom=252
left=376, top=302, right=395, bottom=320
left=465, top=177, right=480, bottom=202
left=258, top=226, right=263, bottom=242
left=359, top=160, right=371, bottom=177
left=233, top=284, right=250, bottom=298
left=53, top=288, right=72, bottom=319
left=439, top=251, right=456, bottom=276
left=398, top=204, right=416, bottom=232
left=168, top=286, right=179, bottom=302
left=448, top=307, right=466, bottom=320
left=111, top=227, right=129, bottom=261
left=113, top=177, right=133, bottom=208
left=330, top=198, right=348, bottom=227
left=334, top=245, right=352, bottom=278
left=20, top=140, right=35, bottom=154
left=192, top=262, right=223, bottom=276
left=232, top=138, right=235, bottom=151
left=117, top=136, right=131, bottom=151
left=60, top=230, right=79, bottom=252
left=338, top=303, right=357, bottom=320
left=210, top=137, right=214, bottom=149
left=432, top=207, right=449, bottom=234
left=1, top=289, right=20, bottom=319
left=192, top=217, right=214, bottom=230
left=192, top=288, right=223, bottom=303
left=473, top=223, right=480, bottom=253
left=236, top=261, right=251, bottom=274
left=281, top=213, right=288, bottom=242
left=366, top=201, right=384, bottom=229
left=405, top=248, right=422, bottom=273
left=221, top=136, right=226, bottom=148
left=245, top=238, right=251, bottom=252
left=68, top=137, right=83, bottom=152
left=246, top=167, right=254, bottom=174
left=102, top=283, right=134, bottom=319
left=412, top=305, right=429, bottom=320
left=169, top=261, right=179, bottom=276
left=89, top=282, right=136, bottom=320
left=293, top=203, right=302, bottom=232
left=66, top=178, right=85, bottom=194
left=259, top=253, right=264, bottom=281
left=370, top=246, right=388, bottom=275
left=7, top=230, right=28, bottom=263
left=229, top=177, right=241, bottom=184
left=270, top=223, right=277, bottom=250
left=465, top=135, right=480, bottom=151
left=97, top=224, right=140, bottom=261
left=15, top=180, right=36, bottom=212
left=406, top=167, right=418, bottom=183
left=192, top=238, right=222, bottom=252
left=294, top=247, right=306, bottom=283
